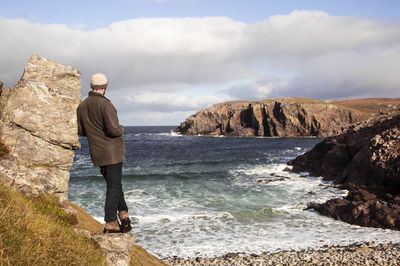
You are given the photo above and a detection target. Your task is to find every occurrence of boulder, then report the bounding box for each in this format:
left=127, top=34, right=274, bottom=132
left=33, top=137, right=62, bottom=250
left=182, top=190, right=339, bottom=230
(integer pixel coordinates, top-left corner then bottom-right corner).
left=90, top=233, right=136, bottom=266
left=307, top=190, right=400, bottom=230
left=0, top=55, right=81, bottom=201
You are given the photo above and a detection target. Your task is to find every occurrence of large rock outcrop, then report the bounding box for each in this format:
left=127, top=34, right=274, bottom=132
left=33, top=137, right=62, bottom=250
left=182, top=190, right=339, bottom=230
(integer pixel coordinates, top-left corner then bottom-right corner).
left=289, top=111, right=400, bottom=194
left=176, top=98, right=362, bottom=137
left=176, top=98, right=400, bottom=138
left=0, top=55, right=81, bottom=201
left=289, top=110, right=400, bottom=230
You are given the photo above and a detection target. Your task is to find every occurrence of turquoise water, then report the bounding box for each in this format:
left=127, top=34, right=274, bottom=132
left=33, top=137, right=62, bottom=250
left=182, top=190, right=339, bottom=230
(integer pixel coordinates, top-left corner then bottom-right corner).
left=68, top=126, right=400, bottom=258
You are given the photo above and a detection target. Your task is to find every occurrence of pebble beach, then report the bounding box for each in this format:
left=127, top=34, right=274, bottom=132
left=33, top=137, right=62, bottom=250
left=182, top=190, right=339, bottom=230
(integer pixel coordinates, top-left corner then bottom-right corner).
left=166, top=242, right=400, bottom=265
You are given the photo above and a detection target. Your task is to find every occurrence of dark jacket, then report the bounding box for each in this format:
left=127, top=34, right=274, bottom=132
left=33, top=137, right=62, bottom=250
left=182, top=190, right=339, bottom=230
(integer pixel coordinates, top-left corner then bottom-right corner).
left=77, top=91, right=125, bottom=166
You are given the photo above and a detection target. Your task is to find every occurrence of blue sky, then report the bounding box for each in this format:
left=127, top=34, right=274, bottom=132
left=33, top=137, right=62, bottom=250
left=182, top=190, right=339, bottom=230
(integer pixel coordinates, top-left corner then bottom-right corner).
left=2, top=0, right=400, bottom=27
left=1, top=0, right=400, bottom=125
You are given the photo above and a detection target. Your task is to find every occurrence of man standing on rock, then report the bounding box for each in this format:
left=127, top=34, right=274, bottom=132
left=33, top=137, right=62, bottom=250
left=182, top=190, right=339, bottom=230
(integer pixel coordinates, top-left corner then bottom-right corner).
left=77, top=73, right=132, bottom=234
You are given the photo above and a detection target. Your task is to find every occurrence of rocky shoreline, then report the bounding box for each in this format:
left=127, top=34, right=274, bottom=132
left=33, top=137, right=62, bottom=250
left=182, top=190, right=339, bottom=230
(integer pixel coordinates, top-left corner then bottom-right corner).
left=165, top=242, right=400, bottom=265
left=166, top=109, right=400, bottom=266
left=289, top=110, right=400, bottom=231
left=307, top=188, right=400, bottom=230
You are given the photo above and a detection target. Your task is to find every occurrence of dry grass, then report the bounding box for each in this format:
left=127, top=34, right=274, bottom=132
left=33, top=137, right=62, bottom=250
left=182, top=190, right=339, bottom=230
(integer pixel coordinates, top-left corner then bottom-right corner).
left=65, top=202, right=103, bottom=234
left=0, top=182, right=106, bottom=265
left=130, top=245, right=167, bottom=266
left=256, top=97, right=323, bottom=105
left=255, top=97, right=400, bottom=120
left=327, top=98, right=400, bottom=119
left=273, top=97, right=323, bottom=104
left=0, top=183, right=166, bottom=266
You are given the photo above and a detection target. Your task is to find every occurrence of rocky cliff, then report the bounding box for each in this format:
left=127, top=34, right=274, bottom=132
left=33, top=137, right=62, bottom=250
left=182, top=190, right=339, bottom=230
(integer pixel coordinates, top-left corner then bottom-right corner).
left=176, top=98, right=400, bottom=138
left=289, top=111, right=400, bottom=194
left=0, top=55, right=81, bottom=201
left=289, top=110, right=400, bottom=230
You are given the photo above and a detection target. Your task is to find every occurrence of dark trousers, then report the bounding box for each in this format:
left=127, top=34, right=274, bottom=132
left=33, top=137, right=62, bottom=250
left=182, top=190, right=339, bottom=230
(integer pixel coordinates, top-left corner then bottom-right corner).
left=100, top=163, right=128, bottom=223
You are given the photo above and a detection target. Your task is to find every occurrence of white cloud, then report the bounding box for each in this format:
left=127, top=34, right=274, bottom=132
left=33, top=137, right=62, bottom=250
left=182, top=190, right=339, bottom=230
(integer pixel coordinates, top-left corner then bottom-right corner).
left=0, top=11, right=399, bottom=125
left=116, top=92, right=226, bottom=112
left=118, top=110, right=191, bottom=126
left=244, top=10, right=399, bottom=58
left=0, top=16, right=249, bottom=89
left=226, top=77, right=289, bottom=100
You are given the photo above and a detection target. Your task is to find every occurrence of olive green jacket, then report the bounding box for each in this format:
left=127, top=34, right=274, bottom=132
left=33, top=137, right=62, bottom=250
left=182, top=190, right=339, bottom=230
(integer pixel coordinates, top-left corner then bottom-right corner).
left=77, top=91, right=125, bottom=166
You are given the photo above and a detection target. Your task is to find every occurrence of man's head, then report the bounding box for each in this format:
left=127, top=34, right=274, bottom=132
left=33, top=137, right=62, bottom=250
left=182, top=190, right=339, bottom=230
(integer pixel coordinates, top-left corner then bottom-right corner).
left=91, top=73, right=108, bottom=95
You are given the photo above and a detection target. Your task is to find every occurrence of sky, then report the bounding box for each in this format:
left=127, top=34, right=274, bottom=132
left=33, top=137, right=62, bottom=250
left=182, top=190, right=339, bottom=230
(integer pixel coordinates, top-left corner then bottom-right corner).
left=1, top=0, right=400, bottom=126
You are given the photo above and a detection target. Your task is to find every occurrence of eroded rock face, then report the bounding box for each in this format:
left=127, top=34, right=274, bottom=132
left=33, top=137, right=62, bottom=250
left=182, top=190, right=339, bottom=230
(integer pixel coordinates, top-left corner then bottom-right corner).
left=0, top=55, right=81, bottom=201
left=176, top=98, right=361, bottom=137
left=289, top=111, right=400, bottom=194
left=290, top=110, right=400, bottom=230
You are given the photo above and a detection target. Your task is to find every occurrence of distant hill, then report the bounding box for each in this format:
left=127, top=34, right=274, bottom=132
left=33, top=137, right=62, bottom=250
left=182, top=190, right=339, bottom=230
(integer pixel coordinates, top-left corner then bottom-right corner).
left=327, top=98, right=400, bottom=120
left=175, top=97, right=400, bottom=137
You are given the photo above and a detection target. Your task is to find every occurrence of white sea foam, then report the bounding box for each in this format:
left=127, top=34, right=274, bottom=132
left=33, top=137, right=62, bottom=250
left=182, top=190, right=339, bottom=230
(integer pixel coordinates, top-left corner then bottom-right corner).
left=79, top=167, right=400, bottom=259
left=168, top=131, right=182, bottom=137
left=126, top=131, right=182, bottom=138
left=133, top=210, right=400, bottom=259
left=73, top=154, right=92, bottom=167
left=93, top=216, right=104, bottom=224
left=126, top=166, right=400, bottom=259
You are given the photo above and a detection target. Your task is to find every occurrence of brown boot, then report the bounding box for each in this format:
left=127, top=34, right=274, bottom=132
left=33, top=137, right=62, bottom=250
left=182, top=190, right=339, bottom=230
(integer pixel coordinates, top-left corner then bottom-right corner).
left=118, top=210, right=132, bottom=233
left=103, top=220, right=120, bottom=233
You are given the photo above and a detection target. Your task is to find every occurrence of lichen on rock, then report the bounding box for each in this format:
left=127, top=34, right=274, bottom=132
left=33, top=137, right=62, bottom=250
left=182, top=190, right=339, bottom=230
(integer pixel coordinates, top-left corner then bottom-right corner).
left=0, top=55, right=81, bottom=201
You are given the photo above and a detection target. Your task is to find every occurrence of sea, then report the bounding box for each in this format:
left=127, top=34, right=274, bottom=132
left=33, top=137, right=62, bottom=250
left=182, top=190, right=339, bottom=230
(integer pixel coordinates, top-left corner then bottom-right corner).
left=68, top=126, right=400, bottom=259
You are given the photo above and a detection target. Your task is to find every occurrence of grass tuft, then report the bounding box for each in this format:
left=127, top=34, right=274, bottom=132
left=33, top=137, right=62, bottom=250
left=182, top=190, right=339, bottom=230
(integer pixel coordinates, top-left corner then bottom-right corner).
left=31, top=194, right=78, bottom=226
left=130, top=245, right=167, bottom=266
left=0, top=182, right=167, bottom=265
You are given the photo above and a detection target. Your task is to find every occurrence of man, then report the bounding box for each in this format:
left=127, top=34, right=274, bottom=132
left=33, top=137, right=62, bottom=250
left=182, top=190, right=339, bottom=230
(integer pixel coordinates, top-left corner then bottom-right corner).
left=77, top=73, right=132, bottom=233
